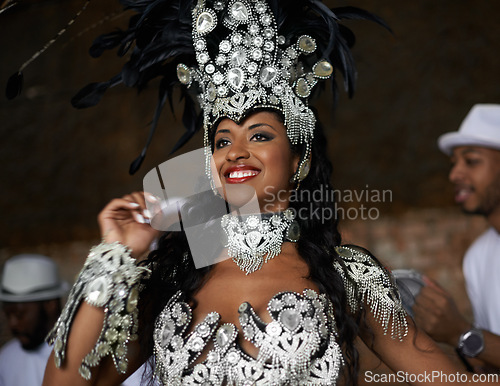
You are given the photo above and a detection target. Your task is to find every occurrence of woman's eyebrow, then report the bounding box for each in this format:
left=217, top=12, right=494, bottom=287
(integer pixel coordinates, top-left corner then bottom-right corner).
left=214, top=128, right=230, bottom=136
left=248, top=123, right=276, bottom=132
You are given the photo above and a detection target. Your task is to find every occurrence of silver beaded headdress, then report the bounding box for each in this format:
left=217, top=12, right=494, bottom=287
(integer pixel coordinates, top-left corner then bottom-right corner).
left=7, top=0, right=386, bottom=174
left=177, top=0, right=335, bottom=181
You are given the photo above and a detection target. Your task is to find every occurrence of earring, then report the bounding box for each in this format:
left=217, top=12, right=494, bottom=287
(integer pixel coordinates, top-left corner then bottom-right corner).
left=297, top=159, right=311, bottom=181
left=293, top=159, right=311, bottom=191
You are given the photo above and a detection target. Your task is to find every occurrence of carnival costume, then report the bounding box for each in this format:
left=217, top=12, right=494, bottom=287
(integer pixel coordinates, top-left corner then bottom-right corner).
left=9, top=0, right=409, bottom=383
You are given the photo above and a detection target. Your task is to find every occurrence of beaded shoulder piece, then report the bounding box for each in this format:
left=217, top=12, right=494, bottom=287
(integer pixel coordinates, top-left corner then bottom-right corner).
left=333, top=245, right=408, bottom=341
left=46, top=242, right=151, bottom=380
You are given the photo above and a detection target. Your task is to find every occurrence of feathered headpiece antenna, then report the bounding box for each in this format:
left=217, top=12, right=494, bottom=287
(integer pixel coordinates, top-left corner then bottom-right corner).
left=5, top=0, right=93, bottom=100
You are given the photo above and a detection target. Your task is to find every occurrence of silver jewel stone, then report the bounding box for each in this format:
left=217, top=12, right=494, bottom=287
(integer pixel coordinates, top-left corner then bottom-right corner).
left=205, top=64, right=215, bottom=74
left=286, top=47, right=298, bottom=59
left=269, top=95, right=279, bottom=104
left=253, top=36, right=263, bottom=47
left=261, top=14, right=271, bottom=26
left=313, top=59, right=334, bottom=78
left=255, top=2, right=266, bottom=13
left=245, top=231, right=262, bottom=248
left=198, top=53, right=209, bottom=64
left=287, top=221, right=301, bottom=242
left=271, top=215, right=281, bottom=226
left=263, top=28, right=273, bottom=39
left=216, top=324, right=235, bottom=347
left=284, top=208, right=295, bottom=220
left=207, top=351, right=219, bottom=362
left=252, top=49, right=262, bottom=61
left=247, top=62, right=258, bottom=74
left=220, top=40, right=232, bottom=53
left=273, top=84, right=283, bottom=94
left=232, top=33, right=243, bottom=45
left=86, top=276, right=110, bottom=306
left=196, top=11, right=216, bottom=35
left=215, top=54, right=226, bottom=65
left=227, top=68, right=245, bottom=90
left=177, top=63, right=191, bottom=85
left=298, top=35, right=317, bottom=53
left=284, top=293, right=298, bottom=305
left=207, top=83, right=217, bottom=102
left=217, top=85, right=228, bottom=97
left=269, top=298, right=282, bottom=311
left=246, top=216, right=259, bottom=228
left=238, top=302, right=248, bottom=313
left=266, top=321, right=282, bottom=337
left=197, top=323, right=210, bottom=337
left=214, top=0, right=224, bottom=11
left=278, top=35, right=286, bottom=45
left=280, top=309, right=301, bottom=332
left=247, top=77, right=257, bottom=87
left=195, top=39, right=206, bottom=51
left=303, top=317, right=316, bottom=332
left=161, top=322, right=174, bottom=345
left=295, top=77, right=310, bottom=97
left=230, top=50, right=246, bottom=66
left=227, top=350, right=240, bottom=364
left=126, top=287, right=139, bottom=312
left=249, top=24, right=259, bottom=35
left=260, top=66, right=277, bottom=86
left=231, top=1, right=249, bottom=21
left=263, top=41, right=274, bottom=52
left=190, top=336, right=204, bottom=351
left=105, top=328, right=118, bottom=342
left=213, top=72, right=224, bottom=85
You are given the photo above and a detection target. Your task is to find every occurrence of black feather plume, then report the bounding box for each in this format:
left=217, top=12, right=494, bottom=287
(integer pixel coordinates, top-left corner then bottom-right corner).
left=59, top=0, right=388, bottom=172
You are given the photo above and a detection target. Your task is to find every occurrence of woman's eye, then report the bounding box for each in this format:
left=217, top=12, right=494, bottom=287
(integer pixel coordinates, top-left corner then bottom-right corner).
left=215, top=139, right=230, bottom=149
left=251, top=133, right=272, bottom=141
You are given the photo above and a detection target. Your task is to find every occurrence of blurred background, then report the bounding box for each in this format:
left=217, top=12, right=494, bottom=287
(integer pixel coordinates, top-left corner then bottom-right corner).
left=0, top=0, right=498, bottom=372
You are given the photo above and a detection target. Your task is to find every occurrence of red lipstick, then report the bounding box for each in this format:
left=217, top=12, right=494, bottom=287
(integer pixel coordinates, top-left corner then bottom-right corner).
left=224, top=165, right=261, bottom=183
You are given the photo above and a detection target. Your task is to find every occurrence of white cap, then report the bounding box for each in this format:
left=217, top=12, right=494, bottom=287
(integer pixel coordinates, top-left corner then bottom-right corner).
left=438, top=104, right=500, bottom=155
left=0, top=254, right=69, bottom=302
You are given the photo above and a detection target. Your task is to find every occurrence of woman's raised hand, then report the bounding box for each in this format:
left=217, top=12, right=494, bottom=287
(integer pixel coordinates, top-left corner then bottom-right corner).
left=98, top=191, right=161, bottom=259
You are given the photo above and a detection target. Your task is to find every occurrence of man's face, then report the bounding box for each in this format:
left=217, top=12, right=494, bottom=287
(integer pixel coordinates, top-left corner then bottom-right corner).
left=449, top=146, right=500, bottom=217
left=2, top=301, right=48, bottom=350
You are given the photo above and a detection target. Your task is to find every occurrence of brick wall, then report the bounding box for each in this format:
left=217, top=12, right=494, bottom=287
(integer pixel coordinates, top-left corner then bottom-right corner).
left=0, top=208, right=488, bottom=347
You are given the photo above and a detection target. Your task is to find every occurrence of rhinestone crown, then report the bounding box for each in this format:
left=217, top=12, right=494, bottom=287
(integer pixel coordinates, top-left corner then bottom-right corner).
left=177, top=0, right=334, bottom=181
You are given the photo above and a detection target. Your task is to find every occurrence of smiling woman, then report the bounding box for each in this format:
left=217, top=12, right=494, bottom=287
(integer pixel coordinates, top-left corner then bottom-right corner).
left=28, top=0, right=500, bottom=385
left=212, top=111, right=299, bottom=212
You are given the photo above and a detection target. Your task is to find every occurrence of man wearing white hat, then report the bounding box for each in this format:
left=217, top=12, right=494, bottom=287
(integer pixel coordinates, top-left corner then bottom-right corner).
left=0, top=254, right=69, bottom=386
left=414, top=104, right=500, bottom=370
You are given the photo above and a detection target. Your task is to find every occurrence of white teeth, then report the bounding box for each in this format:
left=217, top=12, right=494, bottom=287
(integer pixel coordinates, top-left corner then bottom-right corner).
left=228, top=170, right=259, bottom=178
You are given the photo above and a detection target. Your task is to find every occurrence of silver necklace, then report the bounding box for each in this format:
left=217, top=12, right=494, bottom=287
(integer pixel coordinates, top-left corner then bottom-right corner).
left=221, top=209, right=300, bottom=274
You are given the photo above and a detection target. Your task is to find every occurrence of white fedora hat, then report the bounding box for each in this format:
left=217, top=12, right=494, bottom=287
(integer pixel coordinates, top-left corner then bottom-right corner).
left=0, top=254, right=69, bottom=302
left=438, top=104, right=500, bottom=155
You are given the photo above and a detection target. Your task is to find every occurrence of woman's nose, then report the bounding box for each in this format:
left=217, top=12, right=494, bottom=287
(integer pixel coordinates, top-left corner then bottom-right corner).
left=226, top=140, right=250, bottom=161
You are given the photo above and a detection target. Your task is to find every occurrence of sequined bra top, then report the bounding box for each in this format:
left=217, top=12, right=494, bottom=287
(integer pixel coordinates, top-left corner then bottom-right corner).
left=153, top=246, right=409, bottom=385
left=47, top=244, right=408, bottom=384
left=154, top=289, right=343, bottom=385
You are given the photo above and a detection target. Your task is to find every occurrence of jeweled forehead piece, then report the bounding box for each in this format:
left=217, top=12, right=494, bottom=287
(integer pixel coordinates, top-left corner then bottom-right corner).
left=177, top=0, right=333, bottom=181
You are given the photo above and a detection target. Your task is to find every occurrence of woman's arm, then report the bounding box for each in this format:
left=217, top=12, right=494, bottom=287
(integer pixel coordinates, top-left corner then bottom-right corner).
left=43, top=192, right=160, bottom=385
